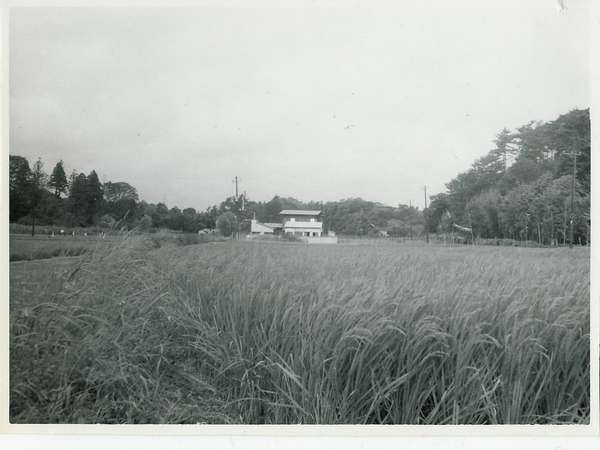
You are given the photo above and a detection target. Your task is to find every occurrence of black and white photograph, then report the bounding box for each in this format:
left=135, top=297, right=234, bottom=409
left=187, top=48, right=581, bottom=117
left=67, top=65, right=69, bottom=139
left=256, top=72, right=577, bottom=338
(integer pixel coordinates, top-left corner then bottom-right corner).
left=4, top=0, right=594, bottom=431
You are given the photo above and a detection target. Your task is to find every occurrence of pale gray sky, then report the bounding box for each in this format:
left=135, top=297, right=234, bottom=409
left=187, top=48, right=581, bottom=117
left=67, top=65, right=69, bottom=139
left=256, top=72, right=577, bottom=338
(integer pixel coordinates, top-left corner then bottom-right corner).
left=9, top=1, right=590, bottom=211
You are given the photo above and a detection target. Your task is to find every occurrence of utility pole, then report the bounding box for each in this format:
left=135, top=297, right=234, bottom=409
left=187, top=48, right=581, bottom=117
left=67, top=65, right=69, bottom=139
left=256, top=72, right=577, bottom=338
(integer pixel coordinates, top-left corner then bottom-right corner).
left=409, top=200, right=413, bottom=240
left=468, top=210, right=475, bottom=245
left=524, top=213, right=529, bottom=247
left=234, top=176, right=239, bottom=199
left=566, top=149, right=578, bottom=249
left=424, top=185, right=429, bottom=244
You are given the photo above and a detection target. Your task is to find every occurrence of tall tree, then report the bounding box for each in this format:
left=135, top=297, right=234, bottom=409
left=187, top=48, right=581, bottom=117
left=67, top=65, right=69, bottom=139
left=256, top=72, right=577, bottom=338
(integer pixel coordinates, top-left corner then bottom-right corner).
left=103, top=181, right=139, bottom=203
left=151, top=203, right=170, bottom=229
left=264, top=196, right=283, bottom=222
left=9, top=155, right=33, bottom=222
left=167, top=207, right=184, bottom=231
left=29, top=158, right=48, bottom=235
left=216, top=212, right=238, bottom=237
left=102, top=181, right=138, bottom=224
left=182, top=207, right=199, bottom=233
left=48, top=160, right=69, bottom=197
left=85, top=170, right=104, bottom=225
left=493, top=128, right=515, bottom=172
left=66, top=173, right=88, bottom=226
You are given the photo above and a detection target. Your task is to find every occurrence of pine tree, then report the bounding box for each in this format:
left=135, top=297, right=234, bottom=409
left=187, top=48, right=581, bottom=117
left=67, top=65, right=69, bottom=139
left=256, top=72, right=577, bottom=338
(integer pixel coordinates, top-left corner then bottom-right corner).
left=29, top=157, right=48, bottom=235
left=48, top=160, right=68, bottom=197
left=86, top=170, right=104, bottom=225
left=66, top=173, right=88, bottom=226
left=9, top=155, right=33, bottom=221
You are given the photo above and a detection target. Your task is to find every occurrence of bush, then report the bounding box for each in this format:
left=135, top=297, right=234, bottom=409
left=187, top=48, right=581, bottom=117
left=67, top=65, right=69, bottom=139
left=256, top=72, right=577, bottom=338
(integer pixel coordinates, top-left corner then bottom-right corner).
left=216, top=212, right=238, bottom=237
left=138, top=214, right=153, bottom=232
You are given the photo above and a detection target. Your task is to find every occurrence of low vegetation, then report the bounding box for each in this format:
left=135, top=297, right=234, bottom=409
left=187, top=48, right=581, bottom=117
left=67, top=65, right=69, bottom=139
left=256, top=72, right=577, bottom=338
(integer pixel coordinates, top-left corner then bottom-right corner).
left=10, top=237, right=589, bottom=424
left=9, top=230, right=227, bottom=262
left=9, top=236, right=100, bottom=262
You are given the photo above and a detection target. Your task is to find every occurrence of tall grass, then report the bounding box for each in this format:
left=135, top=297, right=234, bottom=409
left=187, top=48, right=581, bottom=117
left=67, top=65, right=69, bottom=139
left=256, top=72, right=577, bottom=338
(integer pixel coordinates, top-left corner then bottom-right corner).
left=9, top=235, right=102, bottom=262
left=9, top=238, right=589, bottom=424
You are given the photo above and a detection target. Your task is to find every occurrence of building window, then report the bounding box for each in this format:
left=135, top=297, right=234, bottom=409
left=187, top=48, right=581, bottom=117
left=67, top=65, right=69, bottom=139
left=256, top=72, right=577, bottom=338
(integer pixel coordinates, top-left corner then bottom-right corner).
left=310, top=218, right=315, bottom=222
left=290, top=218, right=295, bottom=222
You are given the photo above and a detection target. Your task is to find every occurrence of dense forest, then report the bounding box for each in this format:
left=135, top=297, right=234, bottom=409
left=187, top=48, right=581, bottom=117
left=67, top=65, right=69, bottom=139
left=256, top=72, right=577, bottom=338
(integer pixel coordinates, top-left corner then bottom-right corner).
left=426, top=108, right=590, bottom=245
left=9, top=108, right=590, bottom=243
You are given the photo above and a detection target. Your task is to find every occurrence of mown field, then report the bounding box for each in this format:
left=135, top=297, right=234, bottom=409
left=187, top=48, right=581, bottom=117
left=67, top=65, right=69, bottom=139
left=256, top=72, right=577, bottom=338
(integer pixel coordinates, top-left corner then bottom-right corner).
left=9, top=237, right=590, bottom=424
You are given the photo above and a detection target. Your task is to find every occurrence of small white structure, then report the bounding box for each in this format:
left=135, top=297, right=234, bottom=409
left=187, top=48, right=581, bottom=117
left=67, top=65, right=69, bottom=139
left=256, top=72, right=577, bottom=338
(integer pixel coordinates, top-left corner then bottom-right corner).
left=251, top=219, right=280, bottom=235
left=305, top=236, right=338, bottom=244
left=280, top=210, right=323, bottom=237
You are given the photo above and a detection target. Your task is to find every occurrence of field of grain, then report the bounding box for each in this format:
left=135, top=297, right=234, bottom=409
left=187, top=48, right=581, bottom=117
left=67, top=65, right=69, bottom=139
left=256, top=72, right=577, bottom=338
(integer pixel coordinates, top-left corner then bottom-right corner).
left=9, top=237, right=590, bottom=424
left=9, top=232, right=224, bottom=262
left=9, top=235, right=105, bottom=261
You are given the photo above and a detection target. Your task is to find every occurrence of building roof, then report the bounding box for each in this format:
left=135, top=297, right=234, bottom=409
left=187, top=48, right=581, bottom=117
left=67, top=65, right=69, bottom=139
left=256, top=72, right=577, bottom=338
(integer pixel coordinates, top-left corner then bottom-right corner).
left=251, top=220, right=275, bottom=233
left=280, top=209, right=321, bottom=216
left=264, top=222, right=283, bottom=228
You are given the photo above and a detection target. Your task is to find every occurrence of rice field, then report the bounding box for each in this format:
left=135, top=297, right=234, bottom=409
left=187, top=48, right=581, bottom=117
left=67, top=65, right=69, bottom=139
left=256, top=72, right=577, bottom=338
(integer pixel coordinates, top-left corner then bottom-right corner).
left=9, top=237, right=590, bottom=424
left=9, top=235, right=104, bottom=262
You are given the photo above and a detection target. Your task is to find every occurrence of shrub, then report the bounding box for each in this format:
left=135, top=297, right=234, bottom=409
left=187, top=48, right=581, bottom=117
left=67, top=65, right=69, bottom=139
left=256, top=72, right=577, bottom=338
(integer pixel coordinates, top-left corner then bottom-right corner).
left=216, top=212, right=238, bottom=237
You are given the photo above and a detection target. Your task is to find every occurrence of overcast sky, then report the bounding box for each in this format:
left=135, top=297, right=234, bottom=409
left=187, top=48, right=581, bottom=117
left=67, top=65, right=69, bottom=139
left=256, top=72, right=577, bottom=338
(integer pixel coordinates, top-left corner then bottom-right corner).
left=9, top=1, right=590, bottom=211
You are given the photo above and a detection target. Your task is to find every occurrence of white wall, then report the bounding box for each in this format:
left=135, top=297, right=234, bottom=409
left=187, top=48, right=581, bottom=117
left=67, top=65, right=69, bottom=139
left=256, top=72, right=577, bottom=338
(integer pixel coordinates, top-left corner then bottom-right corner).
left=305, top=236, right=338, bottom=244
left=251, top=219, right=274, bottom=234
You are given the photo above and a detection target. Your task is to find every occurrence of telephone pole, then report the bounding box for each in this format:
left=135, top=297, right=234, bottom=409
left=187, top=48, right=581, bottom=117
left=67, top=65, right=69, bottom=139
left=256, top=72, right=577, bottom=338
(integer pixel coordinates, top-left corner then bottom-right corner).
left=567, top=149, right=578, bottom=248
left=524, top=212, right=530, bottom=247
left=234, top=176, right=239, bottom=199
left=424, top=185, right=429, bottom=244
left=409, top=200, right=413, bottom=240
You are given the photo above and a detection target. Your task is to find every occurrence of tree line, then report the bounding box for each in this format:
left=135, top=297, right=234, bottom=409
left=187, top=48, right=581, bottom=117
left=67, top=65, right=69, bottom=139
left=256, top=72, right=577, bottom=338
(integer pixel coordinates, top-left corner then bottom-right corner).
left=216, top=195, right=424, bottom=237
left=9, top=156, right=215, bottom=233
left=9, top=156, right=424, bottom=237
left=426, top=108, right=590, bottom=245
left=10, top=108, right=589, bottom=242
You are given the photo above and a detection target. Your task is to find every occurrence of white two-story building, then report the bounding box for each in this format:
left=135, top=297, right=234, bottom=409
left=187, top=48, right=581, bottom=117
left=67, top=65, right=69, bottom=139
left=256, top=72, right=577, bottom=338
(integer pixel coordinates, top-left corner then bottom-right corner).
left=280, top=209, right=322, bottom=237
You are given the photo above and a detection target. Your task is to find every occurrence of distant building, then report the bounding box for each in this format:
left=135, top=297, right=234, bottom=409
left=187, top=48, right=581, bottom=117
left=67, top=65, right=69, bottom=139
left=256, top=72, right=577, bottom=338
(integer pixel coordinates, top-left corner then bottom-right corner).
left=250, top=219, right=282, bottom=235
left=280, top=209, right=322, bottom=237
